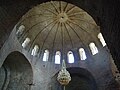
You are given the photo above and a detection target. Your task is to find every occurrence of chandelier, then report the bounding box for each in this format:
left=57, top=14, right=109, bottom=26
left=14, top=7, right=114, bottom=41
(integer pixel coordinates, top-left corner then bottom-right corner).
left=57, top=60, right=71, bottom=89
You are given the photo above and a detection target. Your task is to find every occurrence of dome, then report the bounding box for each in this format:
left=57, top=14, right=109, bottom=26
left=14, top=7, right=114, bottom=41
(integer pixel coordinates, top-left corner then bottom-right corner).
left=16, top=1, right=99, bottom=53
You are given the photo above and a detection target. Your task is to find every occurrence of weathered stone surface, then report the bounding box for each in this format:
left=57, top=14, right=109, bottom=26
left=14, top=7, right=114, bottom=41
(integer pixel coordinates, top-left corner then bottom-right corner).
left=0, top=0, right=120, bottom=90
left=0, top=0, right=120, bottom=72
left=0, top=23, right=119, bottom=89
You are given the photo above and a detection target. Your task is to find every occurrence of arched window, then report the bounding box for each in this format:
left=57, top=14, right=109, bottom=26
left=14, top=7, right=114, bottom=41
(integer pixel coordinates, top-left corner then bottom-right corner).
left=22, top=37, right=30, bottom=48
left=67, top=51, right=74, bottom=63
left=55, top=51, right=61, bottom=64
left=16, top=25, right=25, bottom=36
left=43, top=50, right=49, bottom=61
left=79, top=48, right=87, bottom=60
left=89, top=43, right=98, bottom=55
left=98, top=33, right=106, bottom=47
left=31, top=45, right=39, bottom=56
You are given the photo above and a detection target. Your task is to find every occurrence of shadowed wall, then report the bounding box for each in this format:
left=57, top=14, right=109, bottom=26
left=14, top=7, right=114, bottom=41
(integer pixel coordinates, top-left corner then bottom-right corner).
left=0, top=51, right=33, bottom=90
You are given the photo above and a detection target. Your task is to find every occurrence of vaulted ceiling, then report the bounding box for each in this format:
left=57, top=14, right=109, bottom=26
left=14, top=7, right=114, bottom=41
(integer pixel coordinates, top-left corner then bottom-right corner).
left=0, top=0, right=120, bottom=71
left=17, top=1, right=99, bottom=53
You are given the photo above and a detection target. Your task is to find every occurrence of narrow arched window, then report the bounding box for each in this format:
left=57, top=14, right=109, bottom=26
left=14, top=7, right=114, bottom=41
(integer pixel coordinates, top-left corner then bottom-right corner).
left=31, top=45, right=39, bottom=56
left=89, top=43, right=98, bottom=55
left=22, top=37, right=30, bottom=48
left=67, top=51, right=74, bottom=63
left=98, top=33, right=106, bottom=47
left=79, top=48, right=87, bottom=60
left=16, top=25, right=25, bottom=36
left=43, top=50, right=49, bottom=61
left=55, top=51, right=61, bottom=64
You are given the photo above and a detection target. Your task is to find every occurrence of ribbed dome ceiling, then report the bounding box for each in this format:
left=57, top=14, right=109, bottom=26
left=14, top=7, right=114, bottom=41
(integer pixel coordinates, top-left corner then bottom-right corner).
left=17, top=1, right=100, bottom=52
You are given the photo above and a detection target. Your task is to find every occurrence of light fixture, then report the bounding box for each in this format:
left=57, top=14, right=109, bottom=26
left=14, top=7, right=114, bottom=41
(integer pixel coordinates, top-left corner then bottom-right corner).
left=57, top=60, right=71, bottom=90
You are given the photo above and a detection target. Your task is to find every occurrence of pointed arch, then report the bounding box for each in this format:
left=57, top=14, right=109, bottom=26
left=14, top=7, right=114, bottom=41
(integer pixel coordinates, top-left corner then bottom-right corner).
left=0, top=51, right=33, bottom=90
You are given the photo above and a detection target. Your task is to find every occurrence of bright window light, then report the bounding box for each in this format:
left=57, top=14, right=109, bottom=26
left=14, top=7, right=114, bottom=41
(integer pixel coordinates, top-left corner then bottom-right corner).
left=55, top=51, right=61, bottom=64
left=89, top=43, right=98, bottom=55
left=98, top=33, right=106, bottom=47
left=68, top=51, right=74, bottom=63
left=31, top=45, right=39, bottom=56
left=22, top=37, right=30, bottom=48
left=79, top=48, right=87, bottom=60
left=43, top=50, right=49, bottom=61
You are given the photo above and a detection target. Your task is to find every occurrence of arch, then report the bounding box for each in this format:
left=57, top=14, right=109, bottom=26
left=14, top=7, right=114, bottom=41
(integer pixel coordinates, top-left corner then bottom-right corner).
left=98, top=33, right=106, bottom=47
left=16, top=25, right=25, bottom=37
left=79, top=48, right=87, bottom=60
left=31, top=45, right=39, bottom=56
left=22, top=37, right=30, bottom=48
left=0, top=51, right=33, bottom=90
left=50, top=67, right=97, bottom=90
left=66, top=67, right=98, bottom=90
left=89, top=42, right=98, bottom=55
left=67, top=51, right=74, bottom=63
left=55, top=51, right=61, bottom=64
left=43, top=49, right=49, bottom=61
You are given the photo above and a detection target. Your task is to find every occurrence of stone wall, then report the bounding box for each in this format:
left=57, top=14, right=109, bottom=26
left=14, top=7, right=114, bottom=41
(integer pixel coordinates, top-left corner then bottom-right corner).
left=0, top=24, right=119, bottom=90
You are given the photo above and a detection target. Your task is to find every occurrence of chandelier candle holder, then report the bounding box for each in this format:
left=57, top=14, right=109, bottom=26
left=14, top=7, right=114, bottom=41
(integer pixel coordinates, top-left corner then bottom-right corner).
left=57, top=60, right=71, bottom=90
